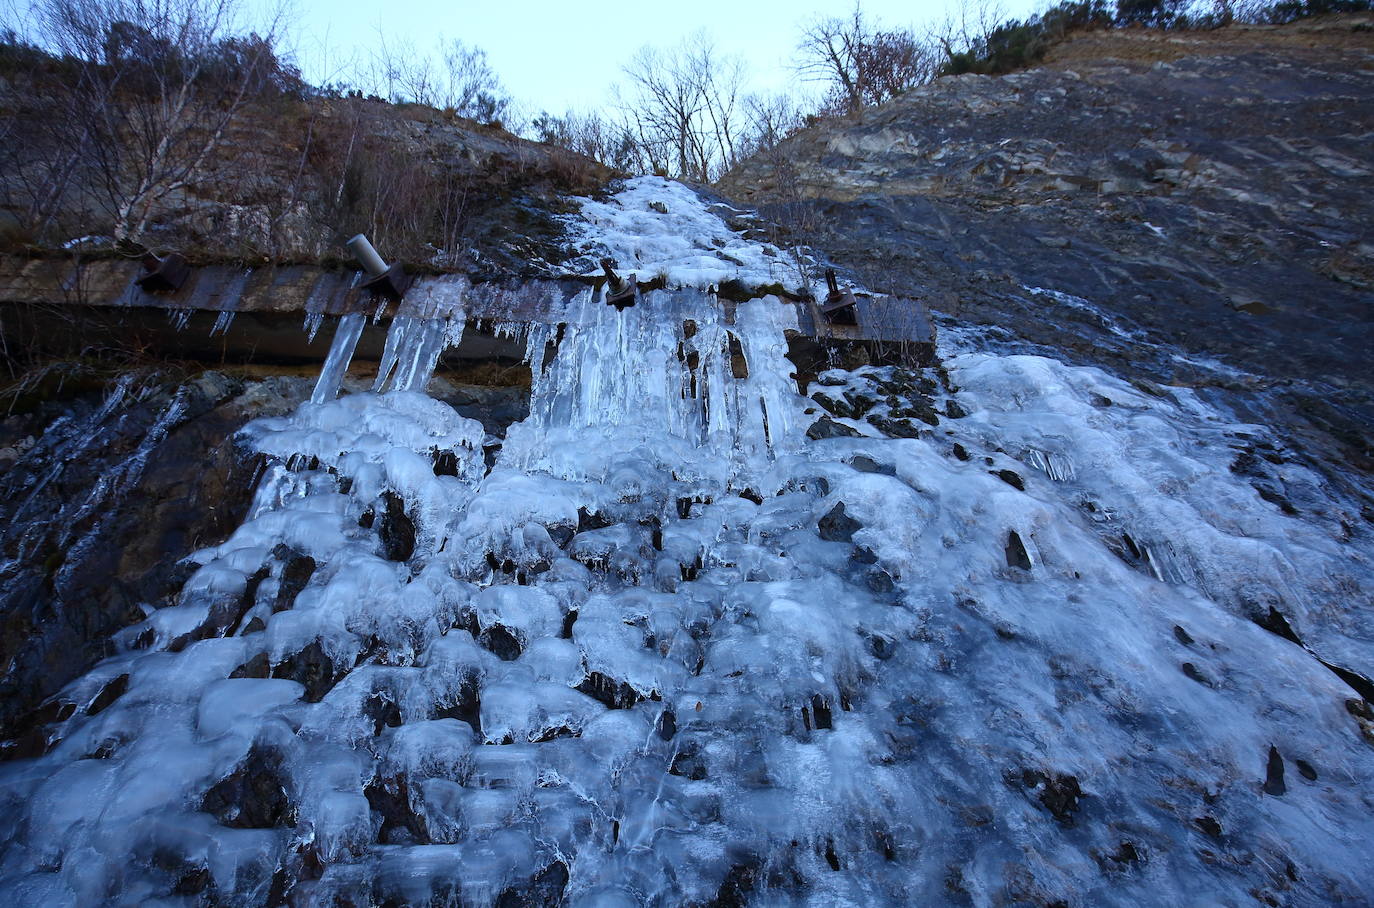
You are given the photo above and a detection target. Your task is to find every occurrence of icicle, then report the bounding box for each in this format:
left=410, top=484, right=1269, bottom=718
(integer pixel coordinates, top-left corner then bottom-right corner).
left=444, top=314, right=467, bottom=348
left=311, top=313, right=366, bottom=404
left=304, top=311, right=326, bottom=343
left=499, top=287, right=804, bottom=480
left=210, top=310, right=235, bottom=336
left=167, top=308, right=192, bottom=331
left=492, top=319, right=528, bottom=344
left=524, top=323, right=549, bottom=375
left=392, top=319, right=448, bottom=393
left=301, top=278, right=335, bottom=344
left=375, top=291, right=465, bottom=393
left=373, top=317, right=412, bottom=393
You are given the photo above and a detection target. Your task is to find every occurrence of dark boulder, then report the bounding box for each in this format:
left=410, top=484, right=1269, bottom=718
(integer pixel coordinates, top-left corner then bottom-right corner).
left=806, top=417, right=863, bottom=440
left=201, top=747, right=295, bottom=829
left=818, top=503, right=862, bottom=543
left=377, top=492, right=416, bottom=562
left=992, top=469, right=1025, bottom=491
left=1005, top=531, right=1032, bottom=571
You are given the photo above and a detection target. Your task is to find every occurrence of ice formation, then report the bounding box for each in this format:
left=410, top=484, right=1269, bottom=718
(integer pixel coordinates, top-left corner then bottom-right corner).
left=565, top=176, right=812, bottom=293
left=2, top=179, right=1373, bottom=907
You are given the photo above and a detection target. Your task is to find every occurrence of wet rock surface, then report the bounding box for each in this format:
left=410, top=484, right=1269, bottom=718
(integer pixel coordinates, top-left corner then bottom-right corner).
left=0, top=370, right=311, bottom=752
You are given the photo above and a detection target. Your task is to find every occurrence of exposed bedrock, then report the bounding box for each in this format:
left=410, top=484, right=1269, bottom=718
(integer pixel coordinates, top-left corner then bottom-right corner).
left=717, top=16, right=1374, bottom=479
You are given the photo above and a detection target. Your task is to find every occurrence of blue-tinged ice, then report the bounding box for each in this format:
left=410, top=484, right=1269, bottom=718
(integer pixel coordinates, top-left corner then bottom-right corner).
left=3, top=176, right=1373, bottom=908
left=310, top=313, right=366, bottom=405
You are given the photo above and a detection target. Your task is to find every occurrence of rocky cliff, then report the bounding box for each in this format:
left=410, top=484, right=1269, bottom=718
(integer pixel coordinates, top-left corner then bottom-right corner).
left=719, top=14, right=1374, bottom=481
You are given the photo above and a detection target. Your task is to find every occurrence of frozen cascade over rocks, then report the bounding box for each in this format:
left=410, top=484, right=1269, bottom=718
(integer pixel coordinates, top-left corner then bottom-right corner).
left=1, top=179, right=1373, bottom=907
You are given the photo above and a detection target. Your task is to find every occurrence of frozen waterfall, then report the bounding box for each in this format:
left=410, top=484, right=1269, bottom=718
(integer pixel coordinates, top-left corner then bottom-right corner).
left=2, top=179, right=1373, bottom=908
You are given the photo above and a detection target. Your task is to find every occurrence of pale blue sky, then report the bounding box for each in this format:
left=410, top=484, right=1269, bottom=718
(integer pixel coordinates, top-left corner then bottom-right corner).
left=5, top=0, right=1044, bottom=113
left=282, top=0, right=1044, bottom=114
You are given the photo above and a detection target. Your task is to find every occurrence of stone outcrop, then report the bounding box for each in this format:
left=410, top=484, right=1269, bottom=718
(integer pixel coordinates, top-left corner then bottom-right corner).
left=718, top=15, right=1374, bottom=475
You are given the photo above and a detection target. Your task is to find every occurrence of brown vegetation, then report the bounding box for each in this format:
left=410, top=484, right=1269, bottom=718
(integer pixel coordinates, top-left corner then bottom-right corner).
left=0, top=0, right=610, bottom=272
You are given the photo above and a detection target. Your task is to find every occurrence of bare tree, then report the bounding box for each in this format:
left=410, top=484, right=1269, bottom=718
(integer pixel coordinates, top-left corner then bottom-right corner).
left=360, top=33, right=510, bottom=123
left=364, top=31, right=435, bottom=104
left=688, top=36, right=746, bottom=178
left=737, top=92, right=805, bottom=161
left=438, top=39, right=509, bottom=122
left=797, top=7, right=869, bottom=115
left=617, top=32, right=748, bottom=182
left=530, top=108, right=637, bottom=171
left=932, top=0, right=1010, bottom=57
left=23, top=0, right=295, bottom=244
left=856, top=30, right=939, bottom=105
left=0, top=33, right=92, bottom=242
left=621, top=43, right=704, bottom=179
left=797, top=5, right=939, bottom=116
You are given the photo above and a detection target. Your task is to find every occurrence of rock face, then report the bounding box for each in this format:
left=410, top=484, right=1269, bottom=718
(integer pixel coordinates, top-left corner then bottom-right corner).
left=0, top=371, right=305, bottom=752
left=718, top=15, right=1374, bottom=476
left=0, top=366, right=533, bottom=759
left=2, top=167, right=1374, bottom=905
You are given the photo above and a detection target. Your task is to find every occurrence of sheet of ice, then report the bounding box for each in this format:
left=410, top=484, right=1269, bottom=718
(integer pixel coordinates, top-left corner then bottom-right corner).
left=943, top=351, right=1374, bottom=672
left=2, top=378, right=192, bottom=627
left=1025, top=284, right=1144, bottom=340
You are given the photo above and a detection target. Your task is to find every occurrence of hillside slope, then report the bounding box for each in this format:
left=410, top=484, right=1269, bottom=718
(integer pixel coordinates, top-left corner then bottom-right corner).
left=718, top=14, right=1374, bottom=478
left=2, top=39, right=1374, bottom=905
left=0, top=82, right=611, bottom=277
left=2, top=182, right=1373, bottom=906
